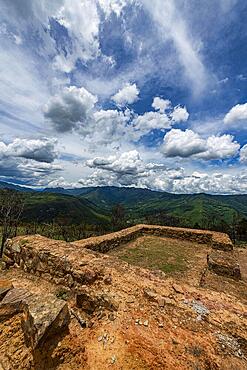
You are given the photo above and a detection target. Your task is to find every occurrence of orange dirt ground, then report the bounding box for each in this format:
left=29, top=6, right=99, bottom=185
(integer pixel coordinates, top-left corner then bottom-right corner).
left=0, top=233, right=247, bottom=370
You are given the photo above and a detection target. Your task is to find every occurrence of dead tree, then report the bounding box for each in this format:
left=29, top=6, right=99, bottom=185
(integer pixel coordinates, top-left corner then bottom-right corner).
left=0, top=190, right=24, bottom=257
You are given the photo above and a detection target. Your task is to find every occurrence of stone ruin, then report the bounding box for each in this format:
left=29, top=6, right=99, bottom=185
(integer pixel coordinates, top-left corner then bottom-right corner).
left=0, top=224, right=243, bottom=363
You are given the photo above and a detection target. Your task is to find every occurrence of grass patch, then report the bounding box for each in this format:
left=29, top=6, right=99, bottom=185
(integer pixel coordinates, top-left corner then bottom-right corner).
left=108, top=236, right=200, bottom=276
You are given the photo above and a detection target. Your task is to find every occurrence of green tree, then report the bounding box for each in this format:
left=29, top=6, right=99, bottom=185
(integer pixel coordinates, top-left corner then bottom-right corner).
left=111, top=204, right=126, bottom=230
left=0, top=190, right=24, bottom=257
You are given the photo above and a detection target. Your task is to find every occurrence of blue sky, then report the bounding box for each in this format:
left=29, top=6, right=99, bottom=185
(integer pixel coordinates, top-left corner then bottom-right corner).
left=0, top=0, right=247, bottom=194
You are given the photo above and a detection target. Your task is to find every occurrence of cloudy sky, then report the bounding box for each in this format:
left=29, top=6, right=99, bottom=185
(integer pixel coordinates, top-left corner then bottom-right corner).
left=0, top=0, right=247, bottom=194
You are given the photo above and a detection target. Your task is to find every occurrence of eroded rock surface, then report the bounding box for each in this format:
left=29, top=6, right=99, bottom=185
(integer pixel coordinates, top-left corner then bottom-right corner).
left=0, top=280, right=13, bottom=301
left=0, top=288, right=32, bottom=320
left=22, top=293, right=70, bottom=349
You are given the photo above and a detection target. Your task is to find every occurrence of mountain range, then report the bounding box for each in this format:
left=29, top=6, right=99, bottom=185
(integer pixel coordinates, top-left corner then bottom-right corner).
left=0, top=181, right=247, bottom=229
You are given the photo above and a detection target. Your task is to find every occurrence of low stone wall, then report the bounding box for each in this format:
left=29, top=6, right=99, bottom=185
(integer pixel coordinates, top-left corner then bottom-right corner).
left=73, top=224, right=233, bottom=253
left=208, top=250, right=241, bottom=280
left=3, top=225, right=235, bottom=287
left=3, top=236, right=104, bottom=291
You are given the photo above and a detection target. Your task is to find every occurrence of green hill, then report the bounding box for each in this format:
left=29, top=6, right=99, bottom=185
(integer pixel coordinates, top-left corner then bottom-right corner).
left=20, top=192, right=110, bottom=225
left=1, top=182, right=247, bottom=230
left=79, top=187, right=244, bottom=228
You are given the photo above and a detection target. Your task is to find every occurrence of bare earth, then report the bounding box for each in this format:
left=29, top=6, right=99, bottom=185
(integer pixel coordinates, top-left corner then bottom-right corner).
left=0, top=232, right=247, bottom=370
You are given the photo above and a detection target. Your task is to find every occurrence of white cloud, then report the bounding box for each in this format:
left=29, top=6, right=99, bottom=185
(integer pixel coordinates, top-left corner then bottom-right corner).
left=161, top=129, right=240, bottom=160
left=86, top=150, right=143, bottom=175
left=98, top=0, right=130, bottom=17
left=171, top=105, right=189, bottom=122
left=91, top=109, right=130, bottom=144
left=0, top=138, right=57, bottom=163
left=224, top=102, right=247, bottom=126
left=84, top=150, right=172, bottom=188
left=172, top=170, right=247, bottom=195
left=111, top=83, right=140, bottom=106
left=200, top=135, right=240, bottom=160
left=0, top=157, right=62, bottom=185
left=141, top=0, right=207, bottom=95
left=131, top=111, right=171, bottom=140
left=240, top=144, right=247, bottom=163
left=152, top=97, right=171, bottom=113
left=44, top=86, right=189, bottom=145
left=161, top=129, right=206, bottom=157
left=44, top=86, right=98, bottom=132
left=53, top=0, right=100, bottom=72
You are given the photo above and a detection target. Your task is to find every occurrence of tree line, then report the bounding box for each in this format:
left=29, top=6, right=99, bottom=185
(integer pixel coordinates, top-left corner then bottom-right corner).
left=1, top=189, right=247, bottom=257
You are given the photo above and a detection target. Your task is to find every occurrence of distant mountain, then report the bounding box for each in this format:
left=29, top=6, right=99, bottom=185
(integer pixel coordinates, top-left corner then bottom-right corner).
left=1, top=182, right=247, bottom=228
left=21, top=192, right=110, bottom=225
left=42, top=187, right=95, bottom=196
left=0, top=181, right=34, bottom=192
left=79, top=187, right=243, bottom=227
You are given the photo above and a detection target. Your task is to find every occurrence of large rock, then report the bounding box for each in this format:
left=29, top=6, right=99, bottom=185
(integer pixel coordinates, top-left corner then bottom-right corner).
left=0, top=287, right=70, bottom=349
left=0, top=288, right=32, bottom=320
left=21, top=293, right=70, bottom=349
left=0, top=280, right=13, bottom=301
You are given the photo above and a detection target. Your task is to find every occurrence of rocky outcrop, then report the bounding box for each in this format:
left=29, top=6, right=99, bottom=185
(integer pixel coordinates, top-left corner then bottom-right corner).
left=0, top=228, right=246, bottom=369
left=22, top=293, right=70, bottom=349
left=0, top=282, right=70, bottom=349
left=76, top=288, right=119, bottom=314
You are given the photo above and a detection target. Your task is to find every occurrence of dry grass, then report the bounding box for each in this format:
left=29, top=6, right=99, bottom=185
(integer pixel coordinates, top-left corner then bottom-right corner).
left=108, top=236, right=210, bottom=283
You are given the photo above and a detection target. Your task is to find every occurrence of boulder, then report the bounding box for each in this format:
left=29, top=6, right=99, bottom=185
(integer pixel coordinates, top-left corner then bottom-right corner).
left=0, top=288, right=32, bottom=320
left=22, top=293, right=70, bottom=349
left=0, top=280, right=13, bottom=301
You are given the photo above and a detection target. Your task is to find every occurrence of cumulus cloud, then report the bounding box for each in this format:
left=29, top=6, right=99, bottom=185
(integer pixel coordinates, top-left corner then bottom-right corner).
left=0, top=138, right=57, bottom=163
left=111, top=83, right=140, bottom=106
left=199, top=135, right=240, bottom=160
left=161, top=129, right=206, bottom=157
left=84, top=150, right=174, bottom=188
left=171, top=105, right=189, bottom=122
left=131, top=112, right=171, bottom=139
left=76, top=149, right=247, bottom=195
left=86, top=150, right=144, bottom=175
left=131, top=102, right=189, bottom=141
left=0, top=157, right=62, bottom=185
left=44, top=86, right=98, bottom=132
left=90, top=109, right=131, bottom=144
left=44, top=86, right=189, bottom=145
left=161, top=129, right=240, bottom=160
left=172, top=171, right=247, bottom=195
left=0, top=136, right=60, bottom=185
left=224, top=102, right=247, bottom=126
left=152, top=97, right=171, bottom=113
left=240, top=144, right=247, bottom=163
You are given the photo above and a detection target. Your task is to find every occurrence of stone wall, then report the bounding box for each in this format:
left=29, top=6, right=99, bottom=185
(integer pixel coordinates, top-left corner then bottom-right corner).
left=207, top=250, right=241, bottom=280
left=3, top=236, right=104, bottom=291
left=3, top=224, right=236, bottom=288
left=73, top=224, right=233, bottom=253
